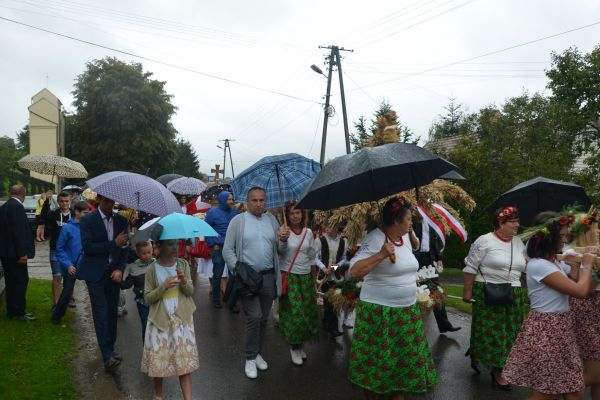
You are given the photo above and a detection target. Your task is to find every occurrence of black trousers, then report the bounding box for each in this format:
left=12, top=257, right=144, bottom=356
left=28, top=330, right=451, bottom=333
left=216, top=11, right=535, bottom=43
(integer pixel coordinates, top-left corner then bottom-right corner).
left=86, top=271, right=120, bottom=362
left=52, top=274, right=76, bottom=323
left=1, top=257, right=29, bottom=317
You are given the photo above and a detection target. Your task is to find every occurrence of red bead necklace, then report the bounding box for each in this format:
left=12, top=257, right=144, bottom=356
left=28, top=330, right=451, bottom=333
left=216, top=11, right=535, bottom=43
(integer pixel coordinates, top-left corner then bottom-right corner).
left=493, top=230, right=512, bottom=243
left=386, top=233, right=404, bottom=247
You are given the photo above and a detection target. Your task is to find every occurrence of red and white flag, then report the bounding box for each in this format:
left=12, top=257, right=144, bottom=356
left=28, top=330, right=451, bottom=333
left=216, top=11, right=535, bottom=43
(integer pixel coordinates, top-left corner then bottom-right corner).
left=416, top=205, right=446, bottom=247
left=433, top=203, right=468, bottom=243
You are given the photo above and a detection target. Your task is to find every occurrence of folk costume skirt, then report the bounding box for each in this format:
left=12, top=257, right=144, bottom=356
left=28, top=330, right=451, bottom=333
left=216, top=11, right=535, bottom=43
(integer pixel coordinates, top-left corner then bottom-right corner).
left=570, top=291, right=600, bottom=361
left=349, top=301, right=436, bottom=394
left=468, top=282, right=527, bottom=369
left=141, top=315, right=199, bottom=378
left=278, top=272, right=319, bottom=345
left=502, top=310, right=584, bottom=394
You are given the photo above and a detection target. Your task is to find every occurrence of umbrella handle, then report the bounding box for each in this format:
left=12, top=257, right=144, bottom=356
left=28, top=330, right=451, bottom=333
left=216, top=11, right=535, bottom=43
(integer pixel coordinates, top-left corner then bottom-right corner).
left=281, top=206, right=287, bottom=227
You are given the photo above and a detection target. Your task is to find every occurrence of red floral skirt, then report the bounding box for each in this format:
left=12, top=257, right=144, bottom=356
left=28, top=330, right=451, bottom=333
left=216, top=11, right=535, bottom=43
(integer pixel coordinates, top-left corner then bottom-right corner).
left=570, top=291, right=600, bottom=361
left=502, top=310, right=584, bottom=395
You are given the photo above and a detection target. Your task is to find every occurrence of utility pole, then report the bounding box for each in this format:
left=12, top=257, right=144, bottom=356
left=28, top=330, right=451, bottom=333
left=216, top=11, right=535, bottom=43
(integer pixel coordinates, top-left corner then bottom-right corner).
left=218, top=139, right=235, bottom=179
left=316, top=45, right=354, bottom=165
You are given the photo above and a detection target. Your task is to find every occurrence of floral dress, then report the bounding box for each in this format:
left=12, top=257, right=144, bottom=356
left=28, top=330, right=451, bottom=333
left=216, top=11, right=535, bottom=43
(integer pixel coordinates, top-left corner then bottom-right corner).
left=141, top=261, right=199, bottom=377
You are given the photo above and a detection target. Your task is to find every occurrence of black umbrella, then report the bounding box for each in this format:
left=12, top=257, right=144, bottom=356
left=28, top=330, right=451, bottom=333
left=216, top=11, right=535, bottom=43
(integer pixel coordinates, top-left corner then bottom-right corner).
left=156, top=173, right=183, bottom=187
left=486, top=176, right=591, bottom=226
left=296, top=142, right=457, bottom=210
left=201, top=183, right=233, bottom=201
left=439, top=170, right=466, bottom=181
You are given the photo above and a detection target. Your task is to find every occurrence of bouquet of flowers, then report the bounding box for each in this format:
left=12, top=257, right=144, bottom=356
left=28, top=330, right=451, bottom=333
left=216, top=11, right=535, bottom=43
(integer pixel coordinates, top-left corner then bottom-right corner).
left=416, top=280, right=446, bottom=312
left=324, top=279, right=362, bottom=313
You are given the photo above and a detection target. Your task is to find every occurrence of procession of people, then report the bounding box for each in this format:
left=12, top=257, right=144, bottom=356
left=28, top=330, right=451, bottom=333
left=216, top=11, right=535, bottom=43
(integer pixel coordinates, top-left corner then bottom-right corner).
left=2, top=144, right=600, bottom=400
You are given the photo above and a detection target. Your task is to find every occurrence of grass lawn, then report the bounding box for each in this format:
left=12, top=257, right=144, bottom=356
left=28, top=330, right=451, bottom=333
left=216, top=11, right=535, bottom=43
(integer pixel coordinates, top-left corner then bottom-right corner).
left=445, top=285, right=472, bottom=314
left=442, top=267, right=463, bottom=276
left=0, top=278, right=76, bottom=399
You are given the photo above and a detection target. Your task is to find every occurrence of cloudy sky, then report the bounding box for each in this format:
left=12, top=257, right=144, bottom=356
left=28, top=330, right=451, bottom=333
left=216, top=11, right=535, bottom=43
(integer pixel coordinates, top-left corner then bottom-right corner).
left=1, top=0, right=599, bottom=176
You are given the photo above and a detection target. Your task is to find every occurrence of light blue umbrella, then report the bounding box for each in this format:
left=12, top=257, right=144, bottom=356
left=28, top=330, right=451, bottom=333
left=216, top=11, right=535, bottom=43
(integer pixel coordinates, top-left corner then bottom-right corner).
left=230, top=153, right=321, bottom=209
left=158, top=213, right=218, bottom=240
left=87, top=171, right=181, bottom=217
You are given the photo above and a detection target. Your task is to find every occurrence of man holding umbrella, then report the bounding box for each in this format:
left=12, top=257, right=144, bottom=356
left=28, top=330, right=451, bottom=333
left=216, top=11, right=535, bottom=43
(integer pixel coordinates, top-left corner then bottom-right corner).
left=223, top=187, right=290, bottom=379
left=205, top=191, right=238, bottom=308
left=77, top=194, right=129, bottom=370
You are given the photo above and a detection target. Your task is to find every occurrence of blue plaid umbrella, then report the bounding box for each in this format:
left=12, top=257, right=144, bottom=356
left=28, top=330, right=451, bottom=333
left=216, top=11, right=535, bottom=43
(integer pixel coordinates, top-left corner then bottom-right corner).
left=231, top=153, right=321, bottom=209
left=87, top=171, right=182, bottom=217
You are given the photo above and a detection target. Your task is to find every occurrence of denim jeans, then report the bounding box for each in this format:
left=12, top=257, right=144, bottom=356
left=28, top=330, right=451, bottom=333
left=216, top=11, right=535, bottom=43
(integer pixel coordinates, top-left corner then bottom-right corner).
left=52, top=274, right=76, bottom=323
left=136, top=302, right=150, bottom=342
left=211, top=247, right=226, bottom=303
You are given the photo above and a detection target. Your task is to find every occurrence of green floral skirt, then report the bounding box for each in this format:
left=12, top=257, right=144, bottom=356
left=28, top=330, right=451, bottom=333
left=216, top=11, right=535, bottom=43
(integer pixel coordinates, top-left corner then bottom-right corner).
left=278, top=272, right=319, bottom=345
left=469, top=282, right=528, bottom=368
left=349, top=301, right=437, bottom=394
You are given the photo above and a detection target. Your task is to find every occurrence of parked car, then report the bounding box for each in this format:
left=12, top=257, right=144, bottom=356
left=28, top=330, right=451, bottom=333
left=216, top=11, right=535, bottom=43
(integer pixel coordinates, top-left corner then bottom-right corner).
left=23, top=194, right=58, bottom=231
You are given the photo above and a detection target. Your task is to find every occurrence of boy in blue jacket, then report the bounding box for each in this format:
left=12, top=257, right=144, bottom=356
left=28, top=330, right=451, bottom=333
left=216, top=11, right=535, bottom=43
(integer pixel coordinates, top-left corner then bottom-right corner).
left=205, top=191, right=238, bottom=308
left=52, top=201, right=89, bottom=324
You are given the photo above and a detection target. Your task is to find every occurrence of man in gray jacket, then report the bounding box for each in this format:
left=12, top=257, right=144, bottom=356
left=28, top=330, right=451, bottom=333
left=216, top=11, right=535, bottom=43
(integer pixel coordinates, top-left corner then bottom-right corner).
left=223, top=186, right=289, bottom=379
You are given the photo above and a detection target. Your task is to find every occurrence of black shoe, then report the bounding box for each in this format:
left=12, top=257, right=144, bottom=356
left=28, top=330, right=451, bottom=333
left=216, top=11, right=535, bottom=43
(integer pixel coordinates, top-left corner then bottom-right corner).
left=104, top=357, right=121, bottom=371
left=51, top=317, right=62, bottom=325
left=440, top=326, right=461, bottom=333
left=491, top=371, right=511, bottom=391
left=213, top=301, right=223, bottom=309
left=465, top=349, right=480, bottom=374
left=228, top=306, right=240, bottom=314
left=112, top=351, right=123, bottom=361
left=68, top=298, right=76, bottom=308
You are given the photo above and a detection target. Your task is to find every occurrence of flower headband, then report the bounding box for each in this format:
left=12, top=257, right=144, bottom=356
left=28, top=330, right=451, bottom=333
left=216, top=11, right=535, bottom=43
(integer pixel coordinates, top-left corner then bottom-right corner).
left=497, top=206, right=519, bottom=223
left=389, top=197, right=406, bottom=216
left=520, top=212, right=575, bottom=242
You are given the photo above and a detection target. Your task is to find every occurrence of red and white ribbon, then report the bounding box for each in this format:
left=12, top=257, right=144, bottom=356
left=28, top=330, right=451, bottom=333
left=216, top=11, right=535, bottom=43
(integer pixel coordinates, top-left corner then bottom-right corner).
left=433, top=203, right=468, bottom=243
left=417, top=205, right=446, bottom=247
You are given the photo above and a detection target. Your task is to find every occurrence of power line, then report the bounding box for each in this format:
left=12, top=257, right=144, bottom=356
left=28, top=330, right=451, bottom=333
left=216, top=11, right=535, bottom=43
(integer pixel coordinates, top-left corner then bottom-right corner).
left=0, top=15, right=321, bottom=105
left=342, top=19, right=600, bottom=92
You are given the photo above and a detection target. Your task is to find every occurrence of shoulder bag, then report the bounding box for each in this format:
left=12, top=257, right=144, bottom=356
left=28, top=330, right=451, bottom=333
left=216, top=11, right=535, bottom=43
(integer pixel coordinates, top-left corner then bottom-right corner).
left=281, top=229, right=308, bottom=297
left=478, top=240, right=514, bottom=306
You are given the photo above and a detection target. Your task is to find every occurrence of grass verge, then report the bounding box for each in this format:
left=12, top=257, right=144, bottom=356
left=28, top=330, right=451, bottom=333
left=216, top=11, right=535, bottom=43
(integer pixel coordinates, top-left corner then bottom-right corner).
left=445, top=285, right=472, bottom=314
left=0, top=278, right=76, bottom=399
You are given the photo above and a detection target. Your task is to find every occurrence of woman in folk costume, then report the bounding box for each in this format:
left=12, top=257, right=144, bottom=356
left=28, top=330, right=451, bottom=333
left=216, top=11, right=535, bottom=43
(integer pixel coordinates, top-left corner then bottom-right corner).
left=502, top=211, right=596, bottom=400
left=565, top=210, right=600, bottom=399
left=349, top=197, right=435, bottom=400
left=462, top=206, right=527, bottom=390
left=277, top=200, right=320, bottom=366
left=141, top=239, right=199, bottom=400
left=315, top=219, right=352, bottom=338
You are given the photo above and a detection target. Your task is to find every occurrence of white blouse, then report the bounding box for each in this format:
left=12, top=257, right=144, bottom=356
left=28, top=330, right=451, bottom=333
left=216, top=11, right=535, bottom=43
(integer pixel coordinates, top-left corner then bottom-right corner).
left=350, top=228, right=419, bottom=307
left=278, top=228, right=318, bottom=275
left=463, top=232, right=526, bottom=286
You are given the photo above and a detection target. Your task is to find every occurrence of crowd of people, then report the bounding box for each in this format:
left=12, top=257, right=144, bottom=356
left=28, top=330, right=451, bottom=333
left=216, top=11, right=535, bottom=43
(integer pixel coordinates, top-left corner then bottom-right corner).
left=2, top=182, right=600, bottom=400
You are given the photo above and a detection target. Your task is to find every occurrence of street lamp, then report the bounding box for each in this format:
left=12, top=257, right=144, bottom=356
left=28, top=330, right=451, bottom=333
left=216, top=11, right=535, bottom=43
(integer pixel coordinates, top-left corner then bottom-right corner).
left=311, top=64, right=326, bottom=77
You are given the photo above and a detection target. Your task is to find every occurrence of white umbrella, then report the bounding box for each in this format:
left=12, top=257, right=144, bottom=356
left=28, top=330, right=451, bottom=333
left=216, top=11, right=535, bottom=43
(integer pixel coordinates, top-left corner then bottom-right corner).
left=167, top=177, right=207, bottom=195
left=18, top=154, right=88, bottom=178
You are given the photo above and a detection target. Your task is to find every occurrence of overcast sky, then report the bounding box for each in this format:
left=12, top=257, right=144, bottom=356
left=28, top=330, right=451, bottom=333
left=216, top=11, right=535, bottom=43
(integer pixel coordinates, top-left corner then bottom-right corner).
left=1, top=0, right=599, bottom=176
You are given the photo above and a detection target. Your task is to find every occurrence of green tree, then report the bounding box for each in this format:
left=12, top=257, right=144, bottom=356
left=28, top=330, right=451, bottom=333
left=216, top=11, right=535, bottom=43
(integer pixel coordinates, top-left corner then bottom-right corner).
left=68, top=57, right=178, bottom=177
left=447, top=92, right=578, bottom=241
left=350, top=100, right=416, bottom=150
left=15, top=125, right=29, bottom=153
left=428, top=97, right=476, bottom=141
left=546, top=45, right=600, bottom=202
left=170, top=138, right=201, bottom=179
left=0, top=136, right=23, bottom=171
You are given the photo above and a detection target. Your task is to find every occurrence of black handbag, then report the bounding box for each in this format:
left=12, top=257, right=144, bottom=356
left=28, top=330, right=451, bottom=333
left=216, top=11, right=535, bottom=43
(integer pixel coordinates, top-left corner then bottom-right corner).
left=478, top=241, right=514, bottom=306
left=235, top=261, right=263, bottom=297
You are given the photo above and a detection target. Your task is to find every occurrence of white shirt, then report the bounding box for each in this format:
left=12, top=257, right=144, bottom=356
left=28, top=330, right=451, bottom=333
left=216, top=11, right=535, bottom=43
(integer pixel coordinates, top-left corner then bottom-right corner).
left=419, top=222, right=430, bottom=253
left=350, top=228, right=419, bottom=307
left=526, top=258, right=570, bottom=313
left=278, top=228, right=317, bottom=275
left=463, top=233, right=526, bottom=287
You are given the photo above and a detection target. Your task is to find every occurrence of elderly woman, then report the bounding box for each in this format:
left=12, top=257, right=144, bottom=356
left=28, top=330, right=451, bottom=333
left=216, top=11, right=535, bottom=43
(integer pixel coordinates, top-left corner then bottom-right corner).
left=277, top=201, right=319, bottom=366
left=462, top=206, right=527, bottom=390
left=349, top=197, right=436, bottom=400
left=503, top=212, right=595, bottom=399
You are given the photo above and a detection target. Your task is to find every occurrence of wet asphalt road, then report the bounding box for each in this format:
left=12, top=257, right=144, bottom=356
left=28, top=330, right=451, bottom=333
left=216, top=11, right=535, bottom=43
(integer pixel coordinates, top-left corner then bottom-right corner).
left=108, top=275, right=537, bottom=400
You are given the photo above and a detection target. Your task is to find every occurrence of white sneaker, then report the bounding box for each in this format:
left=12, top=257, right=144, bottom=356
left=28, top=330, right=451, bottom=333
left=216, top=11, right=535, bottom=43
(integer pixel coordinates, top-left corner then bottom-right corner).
left=245, top=360, right=258, bottom=379
left=290, top=348, right=303, bottom=366
left=255, top=354, right=268, bottom=370
left=299, top=347, right=307, bottom=360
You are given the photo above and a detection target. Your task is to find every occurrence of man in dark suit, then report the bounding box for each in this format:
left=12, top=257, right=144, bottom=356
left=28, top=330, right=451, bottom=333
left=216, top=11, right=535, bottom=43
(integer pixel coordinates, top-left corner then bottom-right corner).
left=77, top=194, right=129, bottom=370
left=413, top=218, right=461, bottom=334
left=0, top=185, right=36, bottom=321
